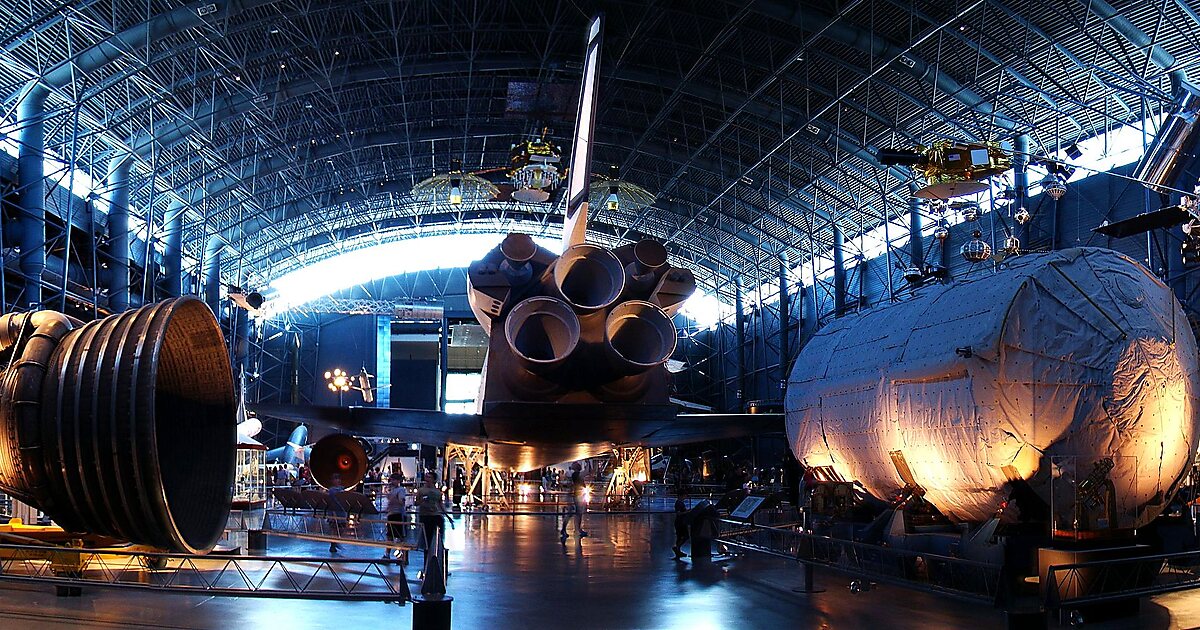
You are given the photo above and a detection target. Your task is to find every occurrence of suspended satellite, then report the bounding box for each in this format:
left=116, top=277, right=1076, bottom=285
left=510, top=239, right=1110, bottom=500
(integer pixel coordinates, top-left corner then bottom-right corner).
left=227, top=284, right=265, bottom=315
left=880, top=140, right=1011, bottom=200
left=588, top=166, right=656, bottom=213
left=412, top=158, right=501, bottom=206
left=913, top=140, right=1011, bottom=199
left=508, top=131, right=563, bottom=203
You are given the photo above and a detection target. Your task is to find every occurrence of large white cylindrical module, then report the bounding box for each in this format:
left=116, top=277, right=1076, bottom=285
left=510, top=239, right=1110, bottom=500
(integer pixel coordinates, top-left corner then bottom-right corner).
left=786, top=247, right=1200, bottom=531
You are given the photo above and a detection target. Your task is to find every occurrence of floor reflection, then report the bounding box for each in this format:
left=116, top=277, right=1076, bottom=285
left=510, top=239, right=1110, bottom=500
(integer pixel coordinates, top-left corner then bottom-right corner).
left=0, top=512, right=1196, bottom=628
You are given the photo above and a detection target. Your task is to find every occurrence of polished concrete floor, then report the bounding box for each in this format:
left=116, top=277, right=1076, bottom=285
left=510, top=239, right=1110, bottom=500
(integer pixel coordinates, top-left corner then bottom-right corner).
left=0, top=513, right=1197, bottom=629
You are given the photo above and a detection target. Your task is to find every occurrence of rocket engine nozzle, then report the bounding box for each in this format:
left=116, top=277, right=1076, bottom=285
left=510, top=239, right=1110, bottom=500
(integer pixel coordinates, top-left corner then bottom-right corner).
left=605, top=300, right=677, bottom=375
left=505, top=297, right=580, bottom=375
left=551, top=244, right=626, bottom=312
left=309, top=434, right=369, bottom=491
left=0, top=297, right=235, bottom=553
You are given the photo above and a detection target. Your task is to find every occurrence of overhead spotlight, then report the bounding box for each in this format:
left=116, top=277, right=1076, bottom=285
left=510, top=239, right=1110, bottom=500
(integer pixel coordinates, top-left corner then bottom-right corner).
left=903, top=266, right=924, bottom=284
left=1014, top=206, right=1031, bottom=224
left=961, top=230, right=992, bottom=263
left=1065, top=144, right=1083, bottom=160
left=1042, top=174, right=1067, bottom=200
left=934, top=223, right=950, bottom=240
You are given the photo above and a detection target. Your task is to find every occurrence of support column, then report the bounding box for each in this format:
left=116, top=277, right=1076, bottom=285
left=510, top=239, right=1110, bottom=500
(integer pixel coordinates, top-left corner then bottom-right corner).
left=777, top=253, right=790, bottom=394
left=801, top=283, right=818, bottom=341
left=16, top=84, right=49, bottom=308
left=163, top=200, right=184, bottom=297
left=734, top=278, right=746, bottom=410
left=1014, top=133, right=1031, bottom=247
left=832, top=223, right=847, bottom=317
left=105, top=155, right=133, bottom=312
left=203, top=237, right=223, bottom=313
left=909, top=196, right=924, bottom=270
left=438, top=313, right=449, bottom=411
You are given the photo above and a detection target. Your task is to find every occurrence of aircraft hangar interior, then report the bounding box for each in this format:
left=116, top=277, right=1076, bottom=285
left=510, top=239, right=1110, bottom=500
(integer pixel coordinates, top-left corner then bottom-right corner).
left=0, top=1, right=1199, bottom=628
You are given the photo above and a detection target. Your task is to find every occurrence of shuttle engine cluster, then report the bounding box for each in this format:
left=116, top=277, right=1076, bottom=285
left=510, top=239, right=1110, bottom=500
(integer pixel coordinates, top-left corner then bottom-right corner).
left=787, top=248, right=1200, bottom=532
left=467, top=233, right=695, bottom=410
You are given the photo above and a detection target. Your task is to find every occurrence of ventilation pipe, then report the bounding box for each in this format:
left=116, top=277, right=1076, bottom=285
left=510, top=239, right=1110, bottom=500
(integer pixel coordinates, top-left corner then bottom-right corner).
left=734, top=278, right=746, bottom=406
left=908, top=191, right=924, bottom=270
left=778, top=252, right=790, bottom=385
left=105, top=155, right=133, bottom=312
left=1081, top=0, right=1186, bottom=93
left=832, top=223, right=847, bottom=316
left=163, top=201, right=184, bottom=298
left=7, top=0, right=273, bottom=307
left=203, top=237, right=224, bottom=313
left=15, top=86, right=48, bottom=308
left=1013, top=133, right=1031, bottom=246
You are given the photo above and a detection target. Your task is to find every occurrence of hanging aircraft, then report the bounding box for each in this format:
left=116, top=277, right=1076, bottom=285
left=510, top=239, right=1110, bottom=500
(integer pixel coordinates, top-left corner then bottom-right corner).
left=264, top=424, right=310, bottom=465
left=253, top=14, right=783, bottom=485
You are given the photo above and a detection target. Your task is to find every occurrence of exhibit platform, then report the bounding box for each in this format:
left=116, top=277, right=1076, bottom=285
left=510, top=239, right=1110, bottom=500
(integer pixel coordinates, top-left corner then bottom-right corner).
left=0, top=513, right=1196, bottom=629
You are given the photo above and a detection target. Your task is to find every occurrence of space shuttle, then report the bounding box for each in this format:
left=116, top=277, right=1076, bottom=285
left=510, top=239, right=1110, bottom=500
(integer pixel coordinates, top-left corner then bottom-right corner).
left=254, top=14, right=782, bottom=484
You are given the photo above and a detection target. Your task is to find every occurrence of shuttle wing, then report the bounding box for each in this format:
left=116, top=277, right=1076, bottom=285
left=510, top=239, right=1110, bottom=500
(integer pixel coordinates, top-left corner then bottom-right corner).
left=251, top=403, right=783, bottom=470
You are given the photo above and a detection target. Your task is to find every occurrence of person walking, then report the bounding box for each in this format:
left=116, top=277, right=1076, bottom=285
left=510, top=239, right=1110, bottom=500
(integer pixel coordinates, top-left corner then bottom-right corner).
left=672, top=498, right=690, bottom=559
left=384, top=473, right=408, bottom=559
left=416, top=472, right=454, bottom=553
left=560, top=462, right=588, bottom=543
left=326, top=473, right=346, bottom=553
left=452, top=468, right=467, bottom=509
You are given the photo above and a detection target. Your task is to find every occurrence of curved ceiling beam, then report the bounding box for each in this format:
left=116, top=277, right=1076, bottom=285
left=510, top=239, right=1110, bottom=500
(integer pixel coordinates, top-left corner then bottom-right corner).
left=204, top=120, right=885, bottom=260
left=131, top=55, right=535, bottom=159
left=1078, top=0, right=1187, bottom=93
left=223, top=170, right=783, bottom=274
left=750, top=0, right=1019, bottom=131
left=235, top=206, right=725, bottom=285
left=151, top=54, right=904, bottom=185
left=161, top=63, right=905, bottom=239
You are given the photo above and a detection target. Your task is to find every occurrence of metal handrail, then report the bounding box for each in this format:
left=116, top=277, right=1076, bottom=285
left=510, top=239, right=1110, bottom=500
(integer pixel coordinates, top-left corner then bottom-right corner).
left=717, top=519, right=1001, bottom=603
left=1045, top=549, right=1200, bottom=607
left=0, top=543, right=412, bottom=602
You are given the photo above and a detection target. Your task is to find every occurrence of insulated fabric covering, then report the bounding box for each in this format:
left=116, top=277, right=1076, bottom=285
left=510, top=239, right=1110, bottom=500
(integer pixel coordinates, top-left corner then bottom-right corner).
left=786, top=248, right=1200, bottom=529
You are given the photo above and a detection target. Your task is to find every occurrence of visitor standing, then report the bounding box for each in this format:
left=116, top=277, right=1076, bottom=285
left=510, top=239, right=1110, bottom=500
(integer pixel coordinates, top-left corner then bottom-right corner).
left=559, top=462, right=588, bottom=542
left=326, top=473, right=346, bottom=553
left=416, top=472, right=454, bottom=552
left=384, top=474, right=409, bottom=559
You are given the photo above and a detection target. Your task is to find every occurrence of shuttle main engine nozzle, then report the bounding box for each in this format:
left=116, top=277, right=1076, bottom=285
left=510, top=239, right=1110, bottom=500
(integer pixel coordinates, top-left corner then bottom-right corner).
left=505, top=297, right=581, bottom=376
left=605, top=300, right=677, bottom=375
left=551, top=244, right=626, bottom=312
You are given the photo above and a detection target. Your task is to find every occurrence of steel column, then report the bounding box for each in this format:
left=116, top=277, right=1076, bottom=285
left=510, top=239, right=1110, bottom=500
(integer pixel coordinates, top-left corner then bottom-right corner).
left=15, top=85, right=49, bottom=308
left=163, top=201, right=184, bottom=297
left=909, top=196, right=924, bottom=269
left=105, top=155, right=133, bottom=312
left=734, top=278, right=746, bottom=409
left=1014, top=133, right=1031, bottom=247
left=832, top=223, right=847, bottom=317
left=778, top=253, right=790, bottom=392
left=203, top=238, right=224, bottom=312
